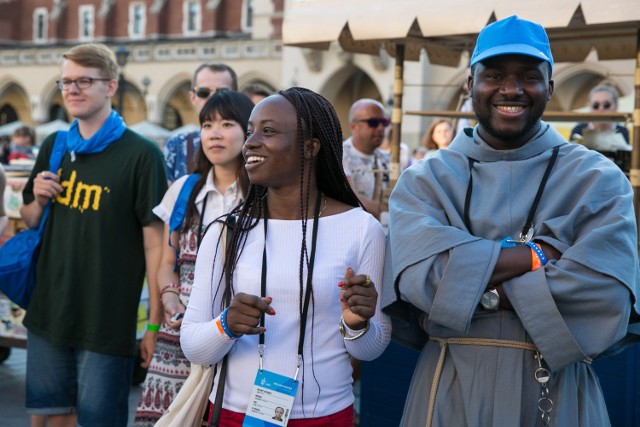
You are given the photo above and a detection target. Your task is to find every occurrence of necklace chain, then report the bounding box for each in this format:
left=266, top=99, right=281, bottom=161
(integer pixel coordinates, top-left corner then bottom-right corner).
left=318, top=194, right=327, bottom=217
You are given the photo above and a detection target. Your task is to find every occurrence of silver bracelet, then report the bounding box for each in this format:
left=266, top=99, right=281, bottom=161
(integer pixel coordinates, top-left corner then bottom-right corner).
left=339, top=315, right=370, bottom=341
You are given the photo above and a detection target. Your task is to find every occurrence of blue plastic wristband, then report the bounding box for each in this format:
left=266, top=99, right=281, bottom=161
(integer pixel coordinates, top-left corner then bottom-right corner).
left=525, top=241, right=548, bottom=266
left=220, top=307, right=241, bottom=340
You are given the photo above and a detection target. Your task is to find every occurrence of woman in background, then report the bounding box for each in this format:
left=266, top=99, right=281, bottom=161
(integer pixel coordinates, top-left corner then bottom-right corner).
left=416, top=119, right=453, bottom=161
left=134, top=90, right=254, bottom=426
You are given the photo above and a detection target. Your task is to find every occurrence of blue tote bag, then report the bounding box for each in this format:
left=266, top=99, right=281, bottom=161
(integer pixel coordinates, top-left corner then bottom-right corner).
left=0, top=131, right=67, bottom=309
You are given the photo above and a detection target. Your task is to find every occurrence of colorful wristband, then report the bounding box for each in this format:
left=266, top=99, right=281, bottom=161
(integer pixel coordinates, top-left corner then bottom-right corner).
left=525, top=241, right=547, bottom=271
left=220, top=307, right=241, bottom=340
left=147, top=323, right=160, bottom=332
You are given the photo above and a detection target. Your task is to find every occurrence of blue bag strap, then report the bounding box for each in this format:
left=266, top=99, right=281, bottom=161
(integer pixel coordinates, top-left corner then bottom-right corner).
left=168, top=174, right=201, bottom=268
left=37, top=131, right=68, bottom=233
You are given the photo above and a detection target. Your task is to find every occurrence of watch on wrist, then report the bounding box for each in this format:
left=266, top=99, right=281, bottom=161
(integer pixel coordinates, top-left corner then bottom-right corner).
left=480, top=288, right=500, bottom=311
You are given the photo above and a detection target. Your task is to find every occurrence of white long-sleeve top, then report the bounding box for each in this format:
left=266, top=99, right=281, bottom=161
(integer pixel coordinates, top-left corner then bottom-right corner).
left=181, top=207, right=391, bottom=418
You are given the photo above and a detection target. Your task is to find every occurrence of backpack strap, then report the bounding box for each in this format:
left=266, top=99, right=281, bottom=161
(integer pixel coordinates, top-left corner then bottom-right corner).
left=168, top=173, right=201, bottom=267
left=49, top=131, right=68, bottom=174
left=37, top=131, right=68, bottom=232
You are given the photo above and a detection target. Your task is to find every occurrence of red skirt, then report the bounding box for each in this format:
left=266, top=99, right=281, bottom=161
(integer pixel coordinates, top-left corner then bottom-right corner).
left=207, top=404, right=354, bottom=427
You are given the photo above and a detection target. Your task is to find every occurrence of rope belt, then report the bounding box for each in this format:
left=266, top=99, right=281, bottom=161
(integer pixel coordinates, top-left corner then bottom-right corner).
left=426, top=336, right=542, bottom=427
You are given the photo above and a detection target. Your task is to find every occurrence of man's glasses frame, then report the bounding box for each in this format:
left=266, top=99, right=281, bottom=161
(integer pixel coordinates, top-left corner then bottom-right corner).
left=353, top=117, right=391, bottom=128
left=57, top=77, right=111, bottom=91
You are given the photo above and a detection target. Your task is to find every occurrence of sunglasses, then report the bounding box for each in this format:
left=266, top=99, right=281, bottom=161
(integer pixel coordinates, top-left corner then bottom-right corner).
left=193, top=87, right=228, bottom=99
left=354, top=117, right=390, bottom=128
left=592, top=101, right=612, bottom=110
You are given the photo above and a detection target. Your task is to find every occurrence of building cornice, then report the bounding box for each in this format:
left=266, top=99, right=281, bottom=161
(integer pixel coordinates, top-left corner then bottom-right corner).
left=0, top=38, right=283, bottom=67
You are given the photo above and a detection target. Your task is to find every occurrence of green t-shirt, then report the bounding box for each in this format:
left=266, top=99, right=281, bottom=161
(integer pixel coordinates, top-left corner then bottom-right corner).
left=23, top=129, right=168, bottom=356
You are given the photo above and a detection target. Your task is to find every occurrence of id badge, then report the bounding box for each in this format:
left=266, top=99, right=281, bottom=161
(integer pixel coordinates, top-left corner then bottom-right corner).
left=243, top=369, right=299, bottom=427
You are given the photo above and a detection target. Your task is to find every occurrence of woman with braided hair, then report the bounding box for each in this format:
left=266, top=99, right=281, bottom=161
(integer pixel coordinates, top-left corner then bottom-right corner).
left=181, top=87, right=391, bottom=426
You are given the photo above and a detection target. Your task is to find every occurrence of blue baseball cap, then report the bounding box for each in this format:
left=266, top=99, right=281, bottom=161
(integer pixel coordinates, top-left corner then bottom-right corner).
left=470, top=15, right=553, bottom=72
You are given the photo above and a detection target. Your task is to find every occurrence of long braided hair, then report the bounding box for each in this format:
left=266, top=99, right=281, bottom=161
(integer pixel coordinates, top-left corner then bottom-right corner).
left=214, top=86, right=363, bottom=414
left=217, top=87, right=362, bottom=306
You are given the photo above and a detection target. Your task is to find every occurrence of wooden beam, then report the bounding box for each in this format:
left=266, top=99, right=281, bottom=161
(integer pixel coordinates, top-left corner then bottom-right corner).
left=405, top=110, right=632, bottom=122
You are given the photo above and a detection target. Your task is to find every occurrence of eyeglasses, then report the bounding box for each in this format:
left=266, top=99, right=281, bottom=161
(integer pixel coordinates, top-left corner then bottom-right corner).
left=193, top=87, right=229, bottom=99
left=57, top=77, right=111, bottom=91
left=353, top=117, right=390, bottom=128
left=592, top=101, right=612, bottom=110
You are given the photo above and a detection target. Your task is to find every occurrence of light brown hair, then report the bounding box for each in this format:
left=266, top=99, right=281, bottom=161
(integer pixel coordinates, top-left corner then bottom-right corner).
left=62, top=43, right=118, bottom=80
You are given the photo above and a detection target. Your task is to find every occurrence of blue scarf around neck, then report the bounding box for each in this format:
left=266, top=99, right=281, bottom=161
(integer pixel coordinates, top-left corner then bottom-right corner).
left=66, top=110, right=126, bottom=160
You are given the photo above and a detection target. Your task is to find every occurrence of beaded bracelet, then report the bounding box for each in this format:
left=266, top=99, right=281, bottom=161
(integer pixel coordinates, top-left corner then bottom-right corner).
left=219, top=307, right=241, bottom=340
left=161, top=287, right=180, bottom=297
left=147, top=323, right=160, bottom=332
left=162, top=282, right=180, bottom=290
left=525, top=241, right=547, bottom=271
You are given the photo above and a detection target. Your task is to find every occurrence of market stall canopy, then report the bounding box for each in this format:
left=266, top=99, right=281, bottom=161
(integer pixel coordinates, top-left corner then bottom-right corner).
left=283, top=0, right=640, bottom=65
left=0, top=121, right=25, bottom=138
left=35, top=120, right=69, bottom=145
left=129, top=120, right=172, bottom=147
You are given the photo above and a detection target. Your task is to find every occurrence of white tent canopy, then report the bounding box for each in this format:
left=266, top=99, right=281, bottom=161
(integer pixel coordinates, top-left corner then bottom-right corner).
left=0, top=121, right=26, bottom=137
left=284, top=0, right=640, bottom=65
left=35, top=119, right=70, bottom=145
left=130, top=120, right=172, bottom=147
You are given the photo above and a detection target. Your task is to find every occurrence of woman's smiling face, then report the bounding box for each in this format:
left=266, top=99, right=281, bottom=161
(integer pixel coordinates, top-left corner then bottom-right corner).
left=243, top=95, right=304, bottom=189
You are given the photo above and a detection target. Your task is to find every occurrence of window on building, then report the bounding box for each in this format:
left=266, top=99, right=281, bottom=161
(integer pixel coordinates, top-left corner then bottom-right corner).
left=33, top=7, right=48, bottom=43
left=128, top=2, right=147, bottom=38
left=79, top=4, right=95, bottom=40
left=243, top=0, right=254, bottom=31
left=183, top=0, right=201, bottom=35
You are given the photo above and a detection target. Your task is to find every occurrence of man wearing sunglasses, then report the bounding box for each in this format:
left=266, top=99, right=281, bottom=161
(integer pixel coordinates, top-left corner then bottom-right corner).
left=569, top=84, right=630, bottom=171
left=570, top=84, right=629, bottom=143
left=342, top=98, right=390, bottom=220
left=163, top=63, right=238, bottom=183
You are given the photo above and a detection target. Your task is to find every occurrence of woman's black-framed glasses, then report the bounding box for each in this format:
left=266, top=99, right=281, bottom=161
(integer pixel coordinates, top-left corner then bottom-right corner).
left=57, top=77, right=111, bottom=91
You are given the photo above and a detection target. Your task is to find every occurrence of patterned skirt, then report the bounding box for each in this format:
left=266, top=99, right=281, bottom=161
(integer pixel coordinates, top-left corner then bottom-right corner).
left=133, top=249, right=197, bottom=426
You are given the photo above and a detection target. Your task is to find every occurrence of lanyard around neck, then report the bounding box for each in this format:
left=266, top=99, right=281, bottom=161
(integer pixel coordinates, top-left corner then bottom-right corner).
left=260, top=192, right=322, bottom=376
left=464, top=146, right=559, bottom=240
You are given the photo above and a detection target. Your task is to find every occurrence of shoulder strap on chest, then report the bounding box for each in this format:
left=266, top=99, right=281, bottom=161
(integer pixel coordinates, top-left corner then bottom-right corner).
left=49, top=131, right=68, bottom=173
left=169, top=173, right=201, bottom=238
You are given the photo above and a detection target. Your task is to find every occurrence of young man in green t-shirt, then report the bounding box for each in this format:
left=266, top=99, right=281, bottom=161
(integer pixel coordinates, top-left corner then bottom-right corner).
left=21, top=43, right=167, bottom=427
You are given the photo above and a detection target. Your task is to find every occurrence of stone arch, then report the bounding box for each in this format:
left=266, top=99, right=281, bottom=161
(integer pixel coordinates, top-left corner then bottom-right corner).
left=552, top=63, right=629, bottom=111
left=319, top=65, right=383, bottom=139
left=0, top=79, right=32, bottom=124
left=435, top=68, right=470, bottom=112
left=156, top=73, right=193, bottom=129
left=41, top=76, right=69, bottom=122
left=238, top=72, right=278, bottom=92
left=238, top=75, right=277, bottom=104
left=115, top=78, right=147, bottom=124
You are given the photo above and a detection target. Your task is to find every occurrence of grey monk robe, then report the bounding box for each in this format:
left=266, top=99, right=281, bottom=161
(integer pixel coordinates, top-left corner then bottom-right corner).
left=381, top=124, right=640, bottom=427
